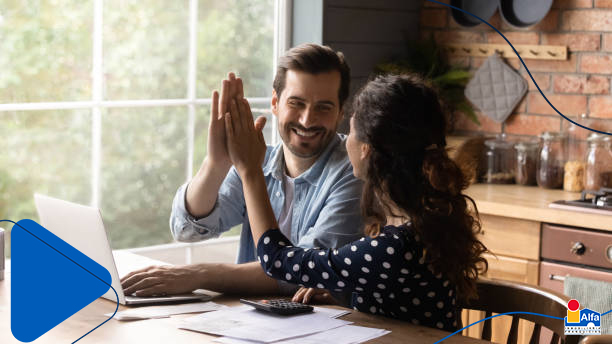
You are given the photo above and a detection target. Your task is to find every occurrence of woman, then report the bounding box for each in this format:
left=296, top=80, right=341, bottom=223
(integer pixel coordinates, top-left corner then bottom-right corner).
left=223, top=74, right=488, bottom=331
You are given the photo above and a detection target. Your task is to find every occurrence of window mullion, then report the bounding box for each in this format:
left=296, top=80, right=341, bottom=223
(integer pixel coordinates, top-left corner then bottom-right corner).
left=91, top=0, right=104, bottom=208
left=186, top=0, right=198, bottom=184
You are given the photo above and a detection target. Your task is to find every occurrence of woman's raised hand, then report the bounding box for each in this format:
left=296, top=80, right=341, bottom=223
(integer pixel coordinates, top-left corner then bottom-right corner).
left=224, top=97, right=267, bottom=177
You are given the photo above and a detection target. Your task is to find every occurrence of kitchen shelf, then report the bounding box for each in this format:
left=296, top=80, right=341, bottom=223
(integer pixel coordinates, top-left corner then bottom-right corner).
left=444, top=43, right=568, bottom=61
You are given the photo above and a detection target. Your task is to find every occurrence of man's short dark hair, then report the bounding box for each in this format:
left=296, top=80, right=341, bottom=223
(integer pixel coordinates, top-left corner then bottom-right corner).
left=273, top=43, right=351, bottom=109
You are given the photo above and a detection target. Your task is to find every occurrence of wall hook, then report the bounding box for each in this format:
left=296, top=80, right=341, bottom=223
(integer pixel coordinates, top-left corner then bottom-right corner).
left=443, top=43, right=567, bottom=61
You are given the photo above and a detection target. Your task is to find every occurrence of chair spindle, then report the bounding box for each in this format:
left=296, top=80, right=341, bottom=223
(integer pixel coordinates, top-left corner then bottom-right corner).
left=528, top=323, right=541, bottom=344
left=506, top=316, right=519, bottom=344
left=482, top=311, right=492, bottom=340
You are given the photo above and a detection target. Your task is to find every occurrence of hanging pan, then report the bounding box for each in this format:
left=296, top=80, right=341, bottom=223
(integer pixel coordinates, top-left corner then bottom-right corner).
left=500, top=0, right=553, bottom=28
left=450, top=0, right=499, bottom=27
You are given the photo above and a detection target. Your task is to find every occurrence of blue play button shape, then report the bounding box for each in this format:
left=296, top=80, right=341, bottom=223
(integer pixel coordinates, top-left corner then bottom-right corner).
left=11, top=219, right=111, bottom=342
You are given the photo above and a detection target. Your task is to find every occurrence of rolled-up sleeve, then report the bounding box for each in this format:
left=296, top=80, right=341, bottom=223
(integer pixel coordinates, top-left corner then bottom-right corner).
left=169, top=167, right=246, bottom=242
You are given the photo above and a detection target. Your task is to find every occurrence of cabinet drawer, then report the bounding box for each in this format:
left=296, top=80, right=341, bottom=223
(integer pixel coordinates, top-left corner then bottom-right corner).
left=480, top=253, right=539, bottom=285
left=479, top=214, right=540, bottom=260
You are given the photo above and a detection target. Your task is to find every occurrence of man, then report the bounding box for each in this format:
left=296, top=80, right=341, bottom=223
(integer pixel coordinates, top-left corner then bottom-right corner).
left=121, top=44, right=363, bottom=297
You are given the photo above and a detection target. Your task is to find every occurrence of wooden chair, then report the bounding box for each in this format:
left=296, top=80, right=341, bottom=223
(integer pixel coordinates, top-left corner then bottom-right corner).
left=459, top=278, right=579, bottom=344
left=578, top=335, right=612, bottom=344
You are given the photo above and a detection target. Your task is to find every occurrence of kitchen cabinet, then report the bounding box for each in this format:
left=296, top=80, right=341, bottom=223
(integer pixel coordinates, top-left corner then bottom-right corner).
left=459, top=184, right=612, bottom=344
left=462, top=214, right=540, bottom=344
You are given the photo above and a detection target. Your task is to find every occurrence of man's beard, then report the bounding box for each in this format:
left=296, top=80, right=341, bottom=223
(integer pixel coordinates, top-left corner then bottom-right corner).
left=279, top=122, right=336, bottom=159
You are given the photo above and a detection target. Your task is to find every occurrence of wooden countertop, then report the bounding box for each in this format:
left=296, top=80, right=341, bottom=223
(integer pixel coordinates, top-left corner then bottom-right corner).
left=465, top=184, right=612, bottom=232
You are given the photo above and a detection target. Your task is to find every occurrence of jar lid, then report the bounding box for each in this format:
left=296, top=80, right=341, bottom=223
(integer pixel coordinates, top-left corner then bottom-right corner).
left=587, top=133, right=612, bottom=142
left=540, top=131, right=565, bottom=141
left=485, top=137, right=514, bottom=149
left=514, top=141, right=539, bottom=151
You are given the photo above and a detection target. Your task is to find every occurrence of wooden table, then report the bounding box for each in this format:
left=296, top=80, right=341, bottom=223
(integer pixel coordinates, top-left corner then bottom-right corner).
left=0, top=262, right=489, bottom=343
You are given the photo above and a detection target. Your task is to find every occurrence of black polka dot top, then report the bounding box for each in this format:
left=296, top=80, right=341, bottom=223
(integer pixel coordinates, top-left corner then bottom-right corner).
left=256, top=224, right=458, bottom=331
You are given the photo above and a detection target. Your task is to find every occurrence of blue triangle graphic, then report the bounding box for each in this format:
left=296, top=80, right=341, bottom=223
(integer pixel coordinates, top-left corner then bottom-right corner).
left=11, top=219, right=111, bottom=342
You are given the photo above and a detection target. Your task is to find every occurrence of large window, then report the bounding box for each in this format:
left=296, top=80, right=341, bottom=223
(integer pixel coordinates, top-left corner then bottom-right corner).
left=0, top=0, right=282, bottom=255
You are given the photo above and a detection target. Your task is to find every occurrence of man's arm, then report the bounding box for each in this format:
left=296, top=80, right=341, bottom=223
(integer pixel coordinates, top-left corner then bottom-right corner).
left=121, top=262, right=280, bottom=296
left=170, top=166, right=246, bottom=241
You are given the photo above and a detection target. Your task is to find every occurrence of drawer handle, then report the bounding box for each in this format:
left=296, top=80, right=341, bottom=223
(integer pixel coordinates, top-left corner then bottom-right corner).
left=549, top=274, right=566, bottom=281
left=570, top=242, right=586, bottom=256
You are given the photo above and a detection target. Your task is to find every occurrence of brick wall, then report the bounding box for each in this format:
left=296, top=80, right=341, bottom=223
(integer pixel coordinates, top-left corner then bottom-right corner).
left=421, top=0, right=612, bottom=139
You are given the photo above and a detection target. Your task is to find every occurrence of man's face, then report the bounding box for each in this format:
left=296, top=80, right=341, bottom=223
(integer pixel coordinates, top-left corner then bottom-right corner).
left=271, top=70, right=343, bottom=159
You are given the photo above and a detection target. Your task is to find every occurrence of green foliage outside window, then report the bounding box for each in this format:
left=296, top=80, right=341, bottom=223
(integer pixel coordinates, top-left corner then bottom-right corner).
left=0, top=0, right=275, bottom=256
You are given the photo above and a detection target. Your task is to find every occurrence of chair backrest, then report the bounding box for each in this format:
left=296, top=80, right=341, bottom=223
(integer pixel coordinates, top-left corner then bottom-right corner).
left=459, top=278, right=579, bottom=344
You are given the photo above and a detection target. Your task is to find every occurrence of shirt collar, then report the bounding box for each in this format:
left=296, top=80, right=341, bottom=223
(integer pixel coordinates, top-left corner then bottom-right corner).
left=262, top=134, right=343, bottom=186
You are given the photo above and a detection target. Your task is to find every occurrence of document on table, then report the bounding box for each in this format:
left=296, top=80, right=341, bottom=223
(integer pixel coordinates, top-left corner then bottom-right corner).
left=312, top=306, right=351, bottom=319
left=214, top=325, right=391, bottom=344
left=178, top=305, right=352, bottom=343
left=106, top=301, right=227, bottom=321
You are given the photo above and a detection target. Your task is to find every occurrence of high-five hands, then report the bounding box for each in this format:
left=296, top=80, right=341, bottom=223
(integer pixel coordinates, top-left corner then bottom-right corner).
left=207, top=73, right=244, bottom=171
left=224, top=97, right=267, bottom=176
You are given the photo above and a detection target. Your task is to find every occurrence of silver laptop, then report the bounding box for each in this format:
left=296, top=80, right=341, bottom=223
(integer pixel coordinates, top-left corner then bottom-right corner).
left=34, top=193, right=212, bottom=305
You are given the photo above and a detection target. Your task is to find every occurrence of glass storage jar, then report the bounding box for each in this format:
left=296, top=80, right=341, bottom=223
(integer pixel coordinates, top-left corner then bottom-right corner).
left=584, top=133, right=612, bottom=191
left=536, top=131, right=566, bottom=189
left=514, top=141, right=539, bottom=186
left=563, top=121, right=586, bottom=192
left=483, top=135, right=515, bottom=184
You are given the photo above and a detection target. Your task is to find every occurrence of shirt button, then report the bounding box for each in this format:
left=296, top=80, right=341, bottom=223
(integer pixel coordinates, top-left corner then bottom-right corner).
left=276, top=192, right=281, bottom=197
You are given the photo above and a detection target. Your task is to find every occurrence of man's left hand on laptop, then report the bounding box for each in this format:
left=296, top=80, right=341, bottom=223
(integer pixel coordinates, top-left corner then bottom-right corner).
left=120, top=265, right=205, bottom=297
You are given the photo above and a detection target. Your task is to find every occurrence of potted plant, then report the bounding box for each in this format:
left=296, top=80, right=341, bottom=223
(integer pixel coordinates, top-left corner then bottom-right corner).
left=375, top=36, right=479, bottom=126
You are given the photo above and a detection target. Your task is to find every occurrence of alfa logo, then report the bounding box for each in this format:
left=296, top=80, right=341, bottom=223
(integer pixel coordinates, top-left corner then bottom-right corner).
left=565, top=299, right=601, bottom=336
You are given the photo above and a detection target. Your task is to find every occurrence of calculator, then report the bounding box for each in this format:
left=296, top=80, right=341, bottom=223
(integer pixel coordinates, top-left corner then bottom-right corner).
left=239, top=298, right=314, bottom=315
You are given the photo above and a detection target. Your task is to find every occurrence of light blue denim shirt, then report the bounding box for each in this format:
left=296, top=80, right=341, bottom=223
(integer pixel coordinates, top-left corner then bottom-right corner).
left=170, top=133, right=364, bottom=264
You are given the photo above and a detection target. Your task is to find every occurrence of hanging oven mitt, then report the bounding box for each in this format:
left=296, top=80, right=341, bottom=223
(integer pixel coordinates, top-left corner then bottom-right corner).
left=464, top=53, right=527, bottom=123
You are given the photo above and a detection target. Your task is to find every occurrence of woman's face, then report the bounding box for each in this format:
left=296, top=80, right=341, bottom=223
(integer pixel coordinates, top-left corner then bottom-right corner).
left=346, top=116, right=369, bottom=180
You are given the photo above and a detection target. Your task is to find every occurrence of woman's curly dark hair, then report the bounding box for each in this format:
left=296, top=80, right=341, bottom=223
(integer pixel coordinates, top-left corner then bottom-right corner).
left=352, top=74, right=488, bottom=302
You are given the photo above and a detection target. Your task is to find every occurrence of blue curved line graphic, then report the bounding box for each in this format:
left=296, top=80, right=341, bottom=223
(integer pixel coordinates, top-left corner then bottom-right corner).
left=71, top=286, right=119, bottom=344
left=1, top=219, right=119, bottom=343
left=433, top=311, right=563, bottom=344
left=427, top=0, right=611, bottom=136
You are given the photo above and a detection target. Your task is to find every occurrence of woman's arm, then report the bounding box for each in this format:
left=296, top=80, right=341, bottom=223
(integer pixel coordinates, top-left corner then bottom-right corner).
left=223, top=97, right=277, bottom=245
left=256, top=228, right=409, bottom=294
left=240, top=170, right=278, bottom=245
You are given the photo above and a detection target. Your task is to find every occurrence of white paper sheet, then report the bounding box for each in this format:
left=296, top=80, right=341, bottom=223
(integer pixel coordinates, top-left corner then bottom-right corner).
left=178, top=305, right=352, bottom=342
left=312, top=306, right=351, bottom=319
left=213, top=325, right=391, bottom=344
left=106, top=301, right=227, bottom=321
